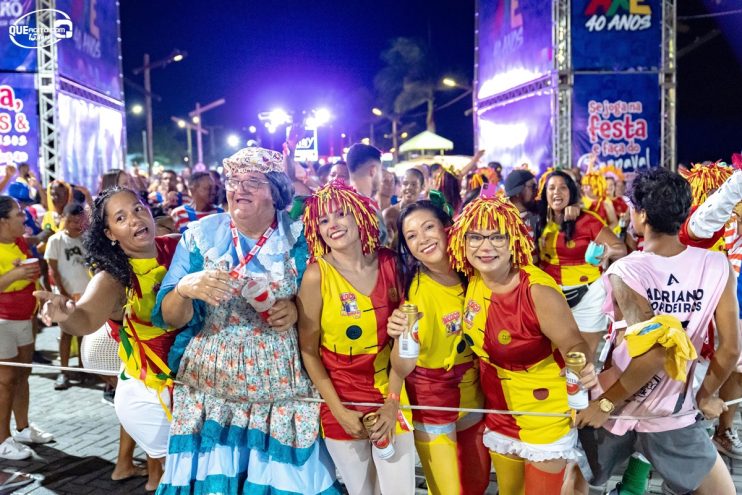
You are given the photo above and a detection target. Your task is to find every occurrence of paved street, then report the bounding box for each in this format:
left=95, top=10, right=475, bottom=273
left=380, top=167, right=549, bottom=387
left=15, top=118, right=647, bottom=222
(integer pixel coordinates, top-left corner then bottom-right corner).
left=2, top=326, right=742, bottom=494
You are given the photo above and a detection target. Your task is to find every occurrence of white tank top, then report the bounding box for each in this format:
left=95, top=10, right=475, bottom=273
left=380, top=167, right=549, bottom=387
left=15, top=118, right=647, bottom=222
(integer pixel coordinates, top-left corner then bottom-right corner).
left=600, top=246, right=729, bottom=434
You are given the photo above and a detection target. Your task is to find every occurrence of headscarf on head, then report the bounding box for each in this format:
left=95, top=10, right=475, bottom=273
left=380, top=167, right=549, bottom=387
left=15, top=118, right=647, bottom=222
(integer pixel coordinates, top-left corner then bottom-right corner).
left=222, top=146, right=285, bottom=177
left=302, top=179, right=380, bottom=262
left=447, top=193, right=534, bottom=277
left=680, top=161, right=734, bottom=207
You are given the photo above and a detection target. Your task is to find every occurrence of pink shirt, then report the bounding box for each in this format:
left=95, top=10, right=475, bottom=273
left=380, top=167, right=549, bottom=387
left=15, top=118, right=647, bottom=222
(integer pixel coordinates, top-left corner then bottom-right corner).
left=600, top=246, right=729, bottom=434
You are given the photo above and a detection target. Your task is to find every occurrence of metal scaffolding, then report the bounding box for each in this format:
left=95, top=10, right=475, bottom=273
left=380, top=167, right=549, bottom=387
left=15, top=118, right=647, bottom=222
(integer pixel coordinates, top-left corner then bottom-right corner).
left=661, top=0, right=677, bottom=170
left=553, top=0, right=572, bottom=170
left=474, top=0, right=676, bottom=172
left=35, top=0, right=59, bottom=186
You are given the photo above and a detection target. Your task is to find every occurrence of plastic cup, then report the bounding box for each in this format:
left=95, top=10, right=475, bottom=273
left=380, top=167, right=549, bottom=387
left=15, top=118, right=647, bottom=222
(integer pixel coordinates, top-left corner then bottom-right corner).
left=20, top=257, right=40, bottom=276
left=241, top=277, right=275, bottom=320
left=584, top=241, right=605, bottom=266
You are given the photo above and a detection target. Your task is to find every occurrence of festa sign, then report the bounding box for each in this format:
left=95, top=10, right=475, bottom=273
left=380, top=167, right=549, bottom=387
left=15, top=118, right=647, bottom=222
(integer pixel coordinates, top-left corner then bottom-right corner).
left=572, top=73, right=659, bottom=172
left=0, top=75, right=37, bottom=173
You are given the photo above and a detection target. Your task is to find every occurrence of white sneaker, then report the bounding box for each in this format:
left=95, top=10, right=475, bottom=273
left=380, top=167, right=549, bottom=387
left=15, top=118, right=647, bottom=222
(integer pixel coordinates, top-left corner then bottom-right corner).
left=0, top=437, right=33, bottom=460
left=713, top=427, right=742, bottom=460
left=14, top=424, right=54, bottom=444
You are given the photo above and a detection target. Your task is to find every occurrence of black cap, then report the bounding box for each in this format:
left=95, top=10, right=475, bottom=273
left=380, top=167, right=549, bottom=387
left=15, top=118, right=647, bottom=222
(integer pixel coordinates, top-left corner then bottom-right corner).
left=504, top=170, right=535, bottom=197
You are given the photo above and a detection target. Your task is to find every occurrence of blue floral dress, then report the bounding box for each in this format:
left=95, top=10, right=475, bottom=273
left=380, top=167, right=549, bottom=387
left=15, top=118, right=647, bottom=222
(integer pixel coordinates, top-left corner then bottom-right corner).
left=153, top=212, right=340, bottom=495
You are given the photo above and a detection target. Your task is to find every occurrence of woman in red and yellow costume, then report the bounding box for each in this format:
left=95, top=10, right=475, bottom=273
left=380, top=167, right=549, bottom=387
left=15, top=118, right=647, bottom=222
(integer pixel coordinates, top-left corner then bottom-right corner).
left=385, top=199, right=491, bottom=495
left=537, top=170, right=626, bottom=355
left=36, top=187, right=180, bottom=491
left=298, top=179, right=416, bottom=495
left=448, top=191, right=597, bottom=495
left=581, top=171, right=618, bottom=230
left=679, top=161, right=735, bottom=252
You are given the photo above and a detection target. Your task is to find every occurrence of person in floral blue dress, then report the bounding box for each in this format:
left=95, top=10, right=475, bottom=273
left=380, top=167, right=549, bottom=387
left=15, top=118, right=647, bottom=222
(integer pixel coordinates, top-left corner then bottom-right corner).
left=152, top=147, right=340, bottom=494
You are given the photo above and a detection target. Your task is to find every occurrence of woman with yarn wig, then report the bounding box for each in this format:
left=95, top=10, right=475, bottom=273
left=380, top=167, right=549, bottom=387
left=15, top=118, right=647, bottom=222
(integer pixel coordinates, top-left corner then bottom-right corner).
left=297, top=179, right=416, bottom=495
left=385, top=198, right=491, bottom=494
left=448, top=191, right=597, bottom=495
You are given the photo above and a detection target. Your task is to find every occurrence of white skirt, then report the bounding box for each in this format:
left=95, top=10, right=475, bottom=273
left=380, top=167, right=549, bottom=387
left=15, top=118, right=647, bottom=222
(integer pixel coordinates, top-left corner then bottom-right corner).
left=483, top=427, right=579, bottom=462
left=114, top=371, right=171, bottom=459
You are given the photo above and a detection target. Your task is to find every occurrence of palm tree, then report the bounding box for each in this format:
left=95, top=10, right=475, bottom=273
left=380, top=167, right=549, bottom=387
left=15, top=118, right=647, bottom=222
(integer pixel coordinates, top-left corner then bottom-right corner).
left=374, top=37, right=438, bottom=134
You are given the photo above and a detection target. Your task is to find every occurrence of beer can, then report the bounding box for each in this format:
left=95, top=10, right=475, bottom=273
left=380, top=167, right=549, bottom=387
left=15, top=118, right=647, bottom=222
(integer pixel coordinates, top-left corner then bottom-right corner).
left=362, top=412, right=395, bottom=460
left=398, top=303, right=420, bottom=359
left=565, top=351, right=589, bottom=410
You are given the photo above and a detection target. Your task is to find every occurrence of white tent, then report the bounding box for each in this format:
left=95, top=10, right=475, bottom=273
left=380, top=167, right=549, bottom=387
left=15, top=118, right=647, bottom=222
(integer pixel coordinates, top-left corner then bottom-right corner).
left=398, top=130, right=454, bottom=154
left=391, top=155, right=474, bottom=175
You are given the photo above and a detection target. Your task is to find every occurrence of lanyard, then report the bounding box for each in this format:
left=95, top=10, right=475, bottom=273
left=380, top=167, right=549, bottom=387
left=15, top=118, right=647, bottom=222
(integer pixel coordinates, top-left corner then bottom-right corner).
left=229, top=218, right=277, bottom=279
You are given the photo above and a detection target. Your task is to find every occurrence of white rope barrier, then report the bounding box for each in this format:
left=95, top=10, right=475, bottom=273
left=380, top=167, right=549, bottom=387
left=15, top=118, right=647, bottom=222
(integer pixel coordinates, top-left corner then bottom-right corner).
left=2, top=360, right=738, bottom=421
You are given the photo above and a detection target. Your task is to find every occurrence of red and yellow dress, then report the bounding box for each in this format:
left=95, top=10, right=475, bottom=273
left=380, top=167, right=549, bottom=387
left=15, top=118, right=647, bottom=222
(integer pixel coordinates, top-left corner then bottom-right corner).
left=583, top=196, right=613, bottom=226
left=405, top=272, right=483, bottom=427
left=539, top=210, right=605, bottom=287
left=113, top=236, right=180, bottom=459
left=117, top=236, right=180, bottom=416
left=317, top=248, right=411, bottom=439
left=464, top=266, right=576, bottom=459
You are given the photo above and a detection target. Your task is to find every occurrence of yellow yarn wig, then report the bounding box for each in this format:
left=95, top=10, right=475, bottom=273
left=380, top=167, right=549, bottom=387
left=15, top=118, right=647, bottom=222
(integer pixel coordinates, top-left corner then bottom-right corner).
left=302, top=179, right=380, bottom=261
left=680, top=161, right=734, bottom=206
left=447, top=193, right=534, bottom=277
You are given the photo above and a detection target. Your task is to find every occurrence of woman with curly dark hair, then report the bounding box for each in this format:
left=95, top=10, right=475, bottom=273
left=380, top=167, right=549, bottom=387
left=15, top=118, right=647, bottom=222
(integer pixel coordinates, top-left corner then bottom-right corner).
left=537, top=170, right=626, bottom=355
left=34, top=187, right=180, bottom=491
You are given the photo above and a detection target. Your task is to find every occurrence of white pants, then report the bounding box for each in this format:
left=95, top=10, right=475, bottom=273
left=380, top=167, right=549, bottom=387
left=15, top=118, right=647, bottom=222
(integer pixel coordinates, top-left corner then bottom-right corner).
left=325, top=432, right=415, bottom=495
left=114, top=373, right=171, bottom=458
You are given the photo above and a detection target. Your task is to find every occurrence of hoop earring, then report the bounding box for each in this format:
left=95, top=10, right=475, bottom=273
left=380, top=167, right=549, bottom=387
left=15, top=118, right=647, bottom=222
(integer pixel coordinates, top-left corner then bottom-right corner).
left=111, top=240, right=118, bottom=247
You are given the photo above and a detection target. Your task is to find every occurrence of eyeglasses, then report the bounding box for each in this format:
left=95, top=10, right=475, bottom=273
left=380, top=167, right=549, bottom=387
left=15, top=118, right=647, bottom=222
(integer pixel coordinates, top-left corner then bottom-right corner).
left=225, top=178, right=269, bottom=192
left=465, top=232, right=509, bottom=248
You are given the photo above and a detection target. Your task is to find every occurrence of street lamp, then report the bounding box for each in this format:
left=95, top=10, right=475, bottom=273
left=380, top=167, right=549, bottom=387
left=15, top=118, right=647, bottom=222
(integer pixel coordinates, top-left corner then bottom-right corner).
left=131, top=104, right=143, bottom=115
left=171, top=116, right=209, bottom=167
left=370, top=108, right=400, bottom=163
left=227, top=134, right=240, bottom=148
left=132, top=49, right=188, bottom=175
left=442, top=77, right=457, bottom=88
left=248, top=125, right=257, bottom=134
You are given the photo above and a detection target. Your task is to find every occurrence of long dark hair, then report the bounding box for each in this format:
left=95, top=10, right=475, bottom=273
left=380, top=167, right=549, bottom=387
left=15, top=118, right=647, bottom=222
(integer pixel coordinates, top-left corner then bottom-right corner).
left=436, top=171, right=462, bottom=214
left=83, top=187, right=142, bottom=289
left=396, top=200, right=466, bottom=299
left=538, top=170, right=581, bottom=242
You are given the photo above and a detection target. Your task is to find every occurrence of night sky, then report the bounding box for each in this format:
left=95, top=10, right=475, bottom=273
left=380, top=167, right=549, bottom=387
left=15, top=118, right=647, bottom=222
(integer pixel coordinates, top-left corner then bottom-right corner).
left=119, top=0, right=741, bottom=166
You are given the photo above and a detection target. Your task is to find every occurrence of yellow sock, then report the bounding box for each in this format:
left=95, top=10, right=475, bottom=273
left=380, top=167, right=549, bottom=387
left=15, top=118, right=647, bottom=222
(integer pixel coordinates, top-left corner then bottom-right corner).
left=416, top=434, right=461, bottom=495
left=490, top=451, right=525, bottom=495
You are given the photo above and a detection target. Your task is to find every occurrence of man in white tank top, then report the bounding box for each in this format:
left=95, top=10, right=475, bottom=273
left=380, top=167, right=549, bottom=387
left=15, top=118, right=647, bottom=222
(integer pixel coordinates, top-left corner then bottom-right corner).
left=575, top=168, right=738, bottom=495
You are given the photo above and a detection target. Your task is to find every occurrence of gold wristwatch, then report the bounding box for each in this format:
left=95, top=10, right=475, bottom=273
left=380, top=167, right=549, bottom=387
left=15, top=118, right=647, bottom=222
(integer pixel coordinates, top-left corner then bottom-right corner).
left=598, top=397, right=615, bottom=414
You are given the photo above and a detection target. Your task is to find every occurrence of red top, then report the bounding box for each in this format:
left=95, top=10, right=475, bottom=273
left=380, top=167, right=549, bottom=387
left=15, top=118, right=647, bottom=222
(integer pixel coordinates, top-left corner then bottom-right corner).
left=0, top=237, right=37, bottom=320
left=539, top=211, right=606, bottom=285
left=481, top=270, right=562, bottom=371
left=613, top=196, right=629, bottom=217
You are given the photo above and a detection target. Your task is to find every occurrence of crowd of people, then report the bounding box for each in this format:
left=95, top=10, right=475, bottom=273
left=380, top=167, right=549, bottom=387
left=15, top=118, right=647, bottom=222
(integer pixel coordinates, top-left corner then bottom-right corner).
left=0, top=143, right=741, bottom=495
